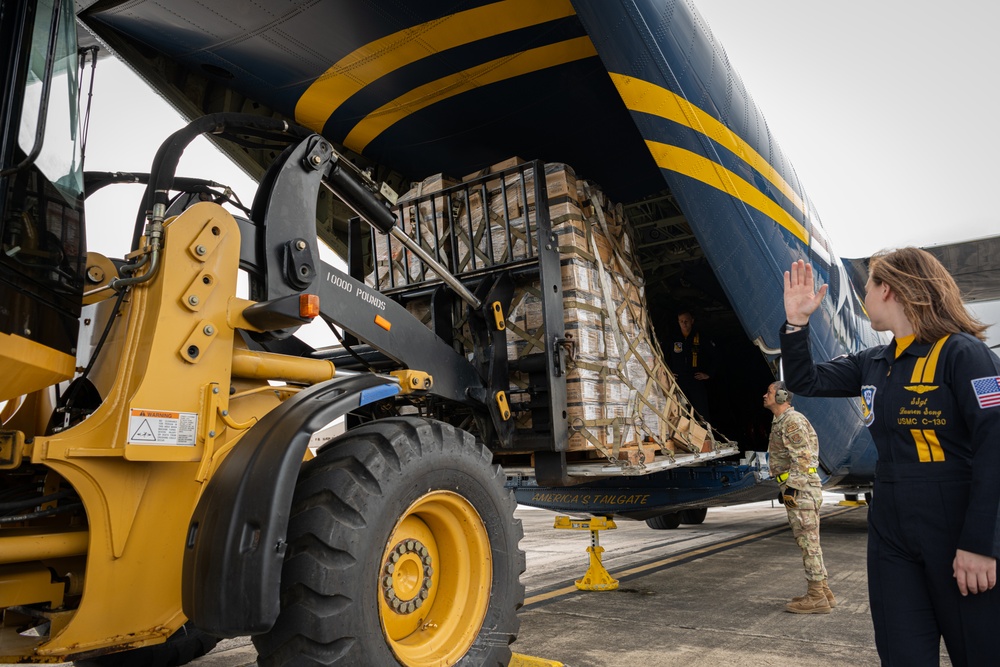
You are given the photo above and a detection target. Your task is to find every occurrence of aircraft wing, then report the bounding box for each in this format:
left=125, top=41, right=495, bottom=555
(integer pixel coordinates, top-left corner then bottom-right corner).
left=924, top=236, right=1000, bottom=302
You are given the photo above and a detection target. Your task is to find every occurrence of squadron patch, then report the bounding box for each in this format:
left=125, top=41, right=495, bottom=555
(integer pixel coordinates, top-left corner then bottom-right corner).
left=860, top=385, right=877, bottom=427
left=673, top=342, right=683, bottom=353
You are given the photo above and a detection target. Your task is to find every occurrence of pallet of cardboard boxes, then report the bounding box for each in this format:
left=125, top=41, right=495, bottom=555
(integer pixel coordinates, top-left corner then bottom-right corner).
left=370, top=158, right=724, bottom=465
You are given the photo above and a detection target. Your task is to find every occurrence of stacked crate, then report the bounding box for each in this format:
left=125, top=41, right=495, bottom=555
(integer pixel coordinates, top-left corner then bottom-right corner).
left=371, top=160, right=716, bottom=461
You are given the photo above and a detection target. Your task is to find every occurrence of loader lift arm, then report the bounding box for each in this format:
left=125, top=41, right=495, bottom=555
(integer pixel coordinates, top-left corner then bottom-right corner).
left=129, top=113, right=488, bottom=402
left=145, top=114, right=507, bottom=635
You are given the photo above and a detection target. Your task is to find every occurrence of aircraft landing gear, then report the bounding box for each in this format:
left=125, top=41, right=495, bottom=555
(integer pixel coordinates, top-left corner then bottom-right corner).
left=645, top=513, right=681, bottom=530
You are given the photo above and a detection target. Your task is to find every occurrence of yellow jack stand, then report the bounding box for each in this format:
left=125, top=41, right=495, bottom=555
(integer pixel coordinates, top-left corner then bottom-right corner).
left=838, top=493, right=869, bottom=507
left=554, top=515, right=619, bottom=591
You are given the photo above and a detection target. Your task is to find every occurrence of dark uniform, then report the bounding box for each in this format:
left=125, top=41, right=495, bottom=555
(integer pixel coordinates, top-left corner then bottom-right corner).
left=781, top=327, right=1000, bottom=666
left=668, top=329, right=717, bottom=418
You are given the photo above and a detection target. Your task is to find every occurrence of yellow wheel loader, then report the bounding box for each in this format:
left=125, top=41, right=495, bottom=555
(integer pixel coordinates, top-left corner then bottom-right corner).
left=1, top=1, right=528, bottom=664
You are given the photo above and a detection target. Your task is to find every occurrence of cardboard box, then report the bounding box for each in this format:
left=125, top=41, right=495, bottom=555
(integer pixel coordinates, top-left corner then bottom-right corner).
left=461, top=156, right=527, bottom=182
left=670, top=417, right=710, bottom=453
left=616, top=443, right=661, bottom=466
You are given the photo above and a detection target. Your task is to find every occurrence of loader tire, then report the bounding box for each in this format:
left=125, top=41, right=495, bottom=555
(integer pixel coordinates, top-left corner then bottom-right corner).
left=645, top=512, right=681, bottom=530
left=679, top=508, right=708, bottom=524
left=72, top=623, right=217, bottom=667
left=253, top=417, right=524, bottom=667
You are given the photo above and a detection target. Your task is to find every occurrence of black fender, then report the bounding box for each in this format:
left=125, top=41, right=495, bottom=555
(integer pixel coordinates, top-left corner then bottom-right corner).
left=181, top=373, right=398, bottom=637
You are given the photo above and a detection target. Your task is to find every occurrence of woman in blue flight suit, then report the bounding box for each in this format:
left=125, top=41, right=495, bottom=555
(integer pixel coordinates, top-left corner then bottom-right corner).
left=780, top=250, right=1000, bottom=667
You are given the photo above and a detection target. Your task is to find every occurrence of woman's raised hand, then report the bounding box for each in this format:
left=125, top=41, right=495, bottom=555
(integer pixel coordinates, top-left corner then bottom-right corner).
left=784, top=260, right=828, bottom=326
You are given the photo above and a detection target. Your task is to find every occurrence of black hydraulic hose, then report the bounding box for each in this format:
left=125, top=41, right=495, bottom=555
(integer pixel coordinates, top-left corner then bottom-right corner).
left=0, top=503, right=84, bottom=524
left=84, top=171, right=225, bottom=199
left=85, top=172, right=253, bottom=224
left=132, top=114, right=311, bottom=251
left=329, top=323, right=378, bottom=373
left=0, top=489, right=76, bottom=513
left=59, top=286, right=128, bottom=415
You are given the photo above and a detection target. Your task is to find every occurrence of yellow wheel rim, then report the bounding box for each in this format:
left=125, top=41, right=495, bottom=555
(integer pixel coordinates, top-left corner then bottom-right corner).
left=378, top=490, right=492, bottom=666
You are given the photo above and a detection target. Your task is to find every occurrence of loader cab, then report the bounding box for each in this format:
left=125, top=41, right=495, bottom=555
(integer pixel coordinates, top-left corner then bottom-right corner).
left=0, top=0, right=87, bottom=399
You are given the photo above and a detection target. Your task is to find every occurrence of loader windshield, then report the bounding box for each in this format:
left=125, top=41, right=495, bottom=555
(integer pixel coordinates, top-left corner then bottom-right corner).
left=0, top=0, right=86, bottom=359
left=17, top=0, right=83, bottom=204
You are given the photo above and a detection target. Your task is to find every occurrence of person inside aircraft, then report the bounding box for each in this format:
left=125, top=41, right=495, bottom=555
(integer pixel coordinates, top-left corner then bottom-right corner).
left=781, top=251, right=1000, bottom=665
left=668, top=309, right=717, bottom=419
left=763, top=380, right=834, bottom=614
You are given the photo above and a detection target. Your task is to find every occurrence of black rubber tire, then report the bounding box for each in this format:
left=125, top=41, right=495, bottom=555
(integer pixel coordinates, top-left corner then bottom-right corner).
left=645, top=512, right=681, bottom=530
left=679, top=508, right=708, bottom=525
left=72, top=623, right=218, bottom=667
left=253, top=417, right=524, bottom=666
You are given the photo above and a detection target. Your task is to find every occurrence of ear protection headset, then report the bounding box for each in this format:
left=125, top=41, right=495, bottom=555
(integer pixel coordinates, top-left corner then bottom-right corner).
left=774, top=382, right=790, bottom=405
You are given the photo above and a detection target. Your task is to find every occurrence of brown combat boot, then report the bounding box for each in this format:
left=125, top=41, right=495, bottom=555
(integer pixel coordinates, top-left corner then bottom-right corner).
left=785, top=580, right=831, bottom=614
left=790, top=579, right=836, bottom=608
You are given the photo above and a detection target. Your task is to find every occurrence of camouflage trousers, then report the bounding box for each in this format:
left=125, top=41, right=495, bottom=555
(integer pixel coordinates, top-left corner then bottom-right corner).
left=784, top=484, right=827, bottom=581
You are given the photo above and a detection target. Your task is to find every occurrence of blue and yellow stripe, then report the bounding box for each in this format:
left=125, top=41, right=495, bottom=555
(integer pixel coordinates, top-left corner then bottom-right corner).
left=610, top=72, right=810, bottom=246
left=342, top=36, right=596, bottom=153
left=293, top=0, right=813, bottom=252
left=908, top=335, right=950, bottom=462
left=295, top=0, right=587, bottom=150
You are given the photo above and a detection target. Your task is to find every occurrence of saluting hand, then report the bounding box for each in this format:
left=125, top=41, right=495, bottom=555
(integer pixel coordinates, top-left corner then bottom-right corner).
left=784, top=260, right=828, bottom=326
left=953, top=549, right=997, bottom=596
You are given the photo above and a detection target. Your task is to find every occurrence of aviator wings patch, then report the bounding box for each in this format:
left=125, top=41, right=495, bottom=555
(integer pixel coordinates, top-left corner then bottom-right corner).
left=904, top=385, right=938, bottom=394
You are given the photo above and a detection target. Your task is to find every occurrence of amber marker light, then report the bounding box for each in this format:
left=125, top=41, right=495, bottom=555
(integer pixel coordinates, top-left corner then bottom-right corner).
left=299, top=294, right=320, bottom=319
left=375, top=315, right=391, bottom=331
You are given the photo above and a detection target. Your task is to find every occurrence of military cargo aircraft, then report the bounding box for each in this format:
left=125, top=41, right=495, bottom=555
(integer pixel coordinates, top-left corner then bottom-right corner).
left=71, top=0, right=1000, bottom=527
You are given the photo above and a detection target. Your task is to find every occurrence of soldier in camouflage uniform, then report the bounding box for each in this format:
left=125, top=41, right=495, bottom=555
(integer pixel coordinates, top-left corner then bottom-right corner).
left=764, top=380, right=835, bottom=614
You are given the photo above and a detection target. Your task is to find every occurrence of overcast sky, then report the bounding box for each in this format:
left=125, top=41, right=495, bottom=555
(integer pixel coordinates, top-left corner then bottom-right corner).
left=82, top=0, right=998, bottom=345
left=695, top=0, right=999, bottom=258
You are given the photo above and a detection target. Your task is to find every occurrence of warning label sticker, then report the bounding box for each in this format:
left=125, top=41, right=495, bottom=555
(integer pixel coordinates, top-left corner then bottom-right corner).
left=128, top=409, right=198, bottom=446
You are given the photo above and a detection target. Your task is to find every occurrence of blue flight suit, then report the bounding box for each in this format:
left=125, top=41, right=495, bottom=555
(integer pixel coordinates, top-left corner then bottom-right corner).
left=780, top=327, right=1000, bottom=667
left=667, top=329, right=717, bottom=419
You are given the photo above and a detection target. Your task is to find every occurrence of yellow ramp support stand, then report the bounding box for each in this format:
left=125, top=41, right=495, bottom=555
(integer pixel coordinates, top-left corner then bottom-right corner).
left=554, top=515, right=619, bottom=591
left=510, top=653, right=565, bottom=666
left=838, top=494, right=869, bottom=507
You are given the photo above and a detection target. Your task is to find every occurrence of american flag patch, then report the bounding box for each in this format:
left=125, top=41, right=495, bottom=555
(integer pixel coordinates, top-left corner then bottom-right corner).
left=971, top=376, right=1000, bottom=408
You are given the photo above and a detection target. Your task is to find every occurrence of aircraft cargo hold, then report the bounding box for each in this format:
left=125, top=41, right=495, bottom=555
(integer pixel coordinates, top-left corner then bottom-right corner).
left=371, top=159, right=726, bottom=466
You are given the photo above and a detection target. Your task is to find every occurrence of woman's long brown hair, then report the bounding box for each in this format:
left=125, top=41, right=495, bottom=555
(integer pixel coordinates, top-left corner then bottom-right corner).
left=868, top=247, right=987, bottom=343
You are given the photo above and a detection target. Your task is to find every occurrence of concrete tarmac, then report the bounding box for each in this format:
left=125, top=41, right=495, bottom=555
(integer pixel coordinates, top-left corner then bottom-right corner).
left=513, top=496, right=885, bottom=666
left=7, top=494, right=955, bottom=666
